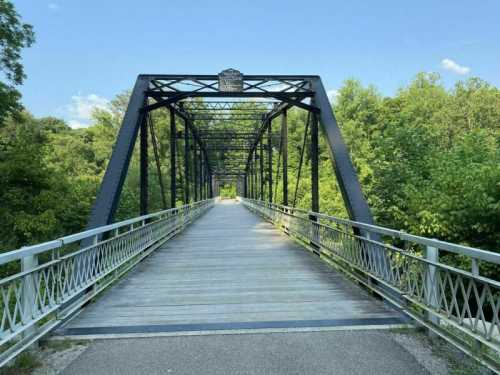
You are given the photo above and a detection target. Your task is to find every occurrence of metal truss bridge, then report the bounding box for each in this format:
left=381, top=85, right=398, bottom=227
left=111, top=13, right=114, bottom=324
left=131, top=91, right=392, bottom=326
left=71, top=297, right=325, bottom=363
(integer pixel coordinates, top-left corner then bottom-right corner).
left=0, top=71, right=499, bottom=373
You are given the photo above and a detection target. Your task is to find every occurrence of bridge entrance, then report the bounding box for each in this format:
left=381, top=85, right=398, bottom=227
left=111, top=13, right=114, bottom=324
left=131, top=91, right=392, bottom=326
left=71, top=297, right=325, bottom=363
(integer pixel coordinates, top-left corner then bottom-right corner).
left=86, top=70, right=374, bottom=232
left=2, top=71, right=497, bottom=372
left=60, top=201, right=402, bottom=337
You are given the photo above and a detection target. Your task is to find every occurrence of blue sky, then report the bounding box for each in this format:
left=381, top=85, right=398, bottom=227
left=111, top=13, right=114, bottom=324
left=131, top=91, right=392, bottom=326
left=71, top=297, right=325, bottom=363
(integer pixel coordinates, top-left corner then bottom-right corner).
left=13, top=0, right=500, bottom=128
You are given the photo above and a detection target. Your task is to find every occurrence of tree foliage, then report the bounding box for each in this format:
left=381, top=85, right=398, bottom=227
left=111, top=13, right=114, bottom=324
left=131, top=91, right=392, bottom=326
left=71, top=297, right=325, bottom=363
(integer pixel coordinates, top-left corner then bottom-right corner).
left=0, top=74, right=498, bottom=280
left=0, top=0, right=35, bottom=121
left=275, top=74, right=499, bottom=255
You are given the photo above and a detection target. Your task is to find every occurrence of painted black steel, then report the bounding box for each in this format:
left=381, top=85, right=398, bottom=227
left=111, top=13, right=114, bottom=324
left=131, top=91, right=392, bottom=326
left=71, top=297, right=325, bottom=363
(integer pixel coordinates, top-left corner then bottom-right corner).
left=87, top=73, right=374, bottom=235
left=183, top=119, right=190, bottom=204
left=267, top=119, right=273, bottom=203
left=148, top=114, right=167, bottom=209
left=281, top=110, right=288, bottom=206
left=310, top=77, right=374, bottom=224
left=140, top=113, right=148, bottom=215
left=259, top=140, right=264, bottom=200
left=170, top=107, right=176, bottom=208
left=310, top=107, right=319, bottom=213
left=86, top=77, right=149, bottom=229
left=194, top=145, right=199, bottom=202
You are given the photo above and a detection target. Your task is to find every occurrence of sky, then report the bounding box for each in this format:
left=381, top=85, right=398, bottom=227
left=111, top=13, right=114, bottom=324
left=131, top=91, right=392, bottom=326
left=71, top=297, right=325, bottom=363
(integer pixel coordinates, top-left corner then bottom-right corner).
left=13, top=0, right=500, bottom=128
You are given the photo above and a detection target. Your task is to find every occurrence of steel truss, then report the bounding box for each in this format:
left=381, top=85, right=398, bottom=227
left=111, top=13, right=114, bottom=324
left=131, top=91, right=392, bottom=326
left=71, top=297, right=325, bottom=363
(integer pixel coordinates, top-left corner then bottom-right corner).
left=86, top=72, right=375, bottom=231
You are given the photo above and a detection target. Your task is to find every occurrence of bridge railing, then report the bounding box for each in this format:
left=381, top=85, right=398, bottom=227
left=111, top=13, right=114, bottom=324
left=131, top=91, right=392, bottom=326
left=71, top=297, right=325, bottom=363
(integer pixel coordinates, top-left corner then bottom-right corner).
left=0, top=199, right=214, bottom=366
left=241, top=198, right=500, bottom=371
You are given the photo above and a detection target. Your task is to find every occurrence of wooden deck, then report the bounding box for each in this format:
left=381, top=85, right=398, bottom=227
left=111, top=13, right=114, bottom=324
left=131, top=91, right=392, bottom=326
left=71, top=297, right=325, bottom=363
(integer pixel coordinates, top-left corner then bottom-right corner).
left=60, top=200, right=403, bottom=336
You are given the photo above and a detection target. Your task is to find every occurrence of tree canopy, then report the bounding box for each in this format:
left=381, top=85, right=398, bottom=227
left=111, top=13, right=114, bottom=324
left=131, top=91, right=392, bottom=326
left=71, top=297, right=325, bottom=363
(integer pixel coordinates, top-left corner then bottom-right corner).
left=0, top=0, right=35, bottom=122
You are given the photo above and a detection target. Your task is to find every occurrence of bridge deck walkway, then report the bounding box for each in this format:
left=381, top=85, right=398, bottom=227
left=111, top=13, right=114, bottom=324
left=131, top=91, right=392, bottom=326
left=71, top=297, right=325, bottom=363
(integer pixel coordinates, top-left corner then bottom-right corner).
left=60, top=200, right=403, bottom=337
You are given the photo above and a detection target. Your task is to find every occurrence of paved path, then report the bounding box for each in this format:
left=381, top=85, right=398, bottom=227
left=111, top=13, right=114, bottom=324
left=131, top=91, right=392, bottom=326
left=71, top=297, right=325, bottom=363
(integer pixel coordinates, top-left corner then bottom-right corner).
left=60, top=200, right=402, bottom=336
left=53, top=201, right=438, bottom=375
left=61, top=331, right=434, bottom=375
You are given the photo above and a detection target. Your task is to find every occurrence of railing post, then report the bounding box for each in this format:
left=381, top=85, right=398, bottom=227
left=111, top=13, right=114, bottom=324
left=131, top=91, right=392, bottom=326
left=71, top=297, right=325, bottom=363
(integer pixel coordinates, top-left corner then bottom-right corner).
left=309, top=214, right=320, bottom=253
left=471, top=258, right=482, bottom=353
left=425, top=245, right=440, bottom=336
left=91, top=234, right=99, bottom=290
left=22, top=253, right=38, bottom=345
left=364, top=232, right=374, bottom=289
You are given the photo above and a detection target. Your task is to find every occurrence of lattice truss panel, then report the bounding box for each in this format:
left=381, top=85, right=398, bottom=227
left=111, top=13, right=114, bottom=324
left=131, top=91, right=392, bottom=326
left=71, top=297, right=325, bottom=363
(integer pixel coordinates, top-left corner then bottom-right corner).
left=0, top=202, right=213, bottom=345
left=168, top=100, right=283, bottom=178
left=148, top=76, right=313, bottom=94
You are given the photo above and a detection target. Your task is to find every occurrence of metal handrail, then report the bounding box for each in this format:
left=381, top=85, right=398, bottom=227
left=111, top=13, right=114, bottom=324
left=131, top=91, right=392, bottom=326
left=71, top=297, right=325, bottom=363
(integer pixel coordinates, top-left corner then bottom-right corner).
left=0, top=199, right=214, bottom=367
left=250, top=200, right=499, bottom=264
left=0, top=200, right=211, bottom=265
left=240, top=197, right=500, bottom=372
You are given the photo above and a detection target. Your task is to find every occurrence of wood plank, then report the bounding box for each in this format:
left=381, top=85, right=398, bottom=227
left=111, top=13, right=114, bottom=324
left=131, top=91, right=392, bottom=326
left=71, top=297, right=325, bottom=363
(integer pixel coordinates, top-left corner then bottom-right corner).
left=61, top=200, right=402, bottom=334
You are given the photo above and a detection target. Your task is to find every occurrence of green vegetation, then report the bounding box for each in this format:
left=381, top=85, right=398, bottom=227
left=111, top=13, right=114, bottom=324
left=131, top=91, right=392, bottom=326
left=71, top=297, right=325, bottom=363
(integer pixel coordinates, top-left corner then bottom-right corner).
left=0, top=351, right=40, bottom=375
left=0, top=0, right=35, bottom=123
left=1, top=75, right=497, bottom=259
left=219, top=183, right=237, bottom=198
left=0, top=2, right=498, bottom=272
left=285, top=75, right=499, bottom=252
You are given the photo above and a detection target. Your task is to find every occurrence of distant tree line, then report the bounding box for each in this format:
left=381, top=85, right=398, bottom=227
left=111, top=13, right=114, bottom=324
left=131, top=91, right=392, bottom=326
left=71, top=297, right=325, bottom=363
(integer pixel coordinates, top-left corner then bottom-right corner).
left=0, top=1, right=498, bottom=280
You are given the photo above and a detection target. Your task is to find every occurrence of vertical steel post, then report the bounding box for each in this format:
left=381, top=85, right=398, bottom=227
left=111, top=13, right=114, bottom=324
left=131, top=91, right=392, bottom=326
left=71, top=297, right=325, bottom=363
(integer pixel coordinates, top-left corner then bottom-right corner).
left=254, top=150, right=258, bottom=199
left=244, top=173, right=248, bottom=198
left=311, top=109, right=319, bottom=213
left=203, top=164, right=207, bottom=199
left=204, top=161, right=208, bottom=199
left=193, top=145, right=198, bottom=202
left=249, top=158, right=253, bottom=198
left=267, top=119, right=273, bottom=203
left=259, top=140, right=264, bottom=200
left=209, top=174, right=213, bottom=198
left=281, top=110, right=288, bottom=206
left=140, top=115, right=148, bottom=215
left=170, top=107, right=176, bottom=208
left=199, top=152, right=204, bottom=200
left=252, top=153, right=256, bottom=199
left=183, top=117, right=190, bottom=204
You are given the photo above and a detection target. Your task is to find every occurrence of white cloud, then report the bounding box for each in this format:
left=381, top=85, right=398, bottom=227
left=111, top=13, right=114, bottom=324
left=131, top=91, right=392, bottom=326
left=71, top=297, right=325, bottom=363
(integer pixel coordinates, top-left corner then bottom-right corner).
left=441, top=58, right=470, bottom=75
left=60, top=93, right=110, bottom=129
left=68, top=120, right=87, bottom=129
left=327, top=89, right=339, bottom=102
left=48, top=3, right=59, bottom=11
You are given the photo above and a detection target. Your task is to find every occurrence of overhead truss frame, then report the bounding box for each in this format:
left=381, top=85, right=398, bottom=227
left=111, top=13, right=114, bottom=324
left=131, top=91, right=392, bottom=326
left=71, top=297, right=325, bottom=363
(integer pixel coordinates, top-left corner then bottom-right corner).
left=86, top=72, right=375, bottom=231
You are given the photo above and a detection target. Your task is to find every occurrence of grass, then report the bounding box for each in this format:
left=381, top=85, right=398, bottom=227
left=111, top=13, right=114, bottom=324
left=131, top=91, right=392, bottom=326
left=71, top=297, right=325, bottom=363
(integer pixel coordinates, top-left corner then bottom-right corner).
left=0, top=351, right=41, bottom=375
left=391, top=327, right=494, bottom=375
left=0, top=339, right=88, bottom=375
left=40, top=338, right=87, bottom=352
left=430, top=338, right=492, bottom=375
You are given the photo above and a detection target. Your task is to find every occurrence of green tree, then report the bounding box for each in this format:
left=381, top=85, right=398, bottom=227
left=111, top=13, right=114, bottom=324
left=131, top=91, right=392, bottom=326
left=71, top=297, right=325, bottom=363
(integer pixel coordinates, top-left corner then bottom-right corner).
left=0, top=0, right=35, bottom=122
